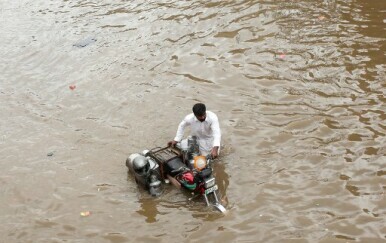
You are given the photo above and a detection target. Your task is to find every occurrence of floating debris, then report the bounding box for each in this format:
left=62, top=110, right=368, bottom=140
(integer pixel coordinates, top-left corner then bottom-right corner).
left=47, top=152, right=54, bottom=157
left=73, top=36, right=97, bottom=48
left=80, top=211, right=91, bottom=217
left=69, top=85, right=76, bottom=90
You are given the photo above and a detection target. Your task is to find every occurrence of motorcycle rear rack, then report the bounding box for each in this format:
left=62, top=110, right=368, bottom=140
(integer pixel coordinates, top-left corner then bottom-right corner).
left=148, top=146, right=181, bottom=180
left=149, top=146, right=180, bottom=162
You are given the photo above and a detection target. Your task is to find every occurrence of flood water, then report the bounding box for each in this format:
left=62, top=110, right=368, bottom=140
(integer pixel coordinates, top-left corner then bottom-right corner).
left=1, top=0, right=385, bottom=242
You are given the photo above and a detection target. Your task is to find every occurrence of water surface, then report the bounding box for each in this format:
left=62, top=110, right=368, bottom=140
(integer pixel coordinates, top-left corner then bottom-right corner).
left=1, top=0, right=385, bottom=242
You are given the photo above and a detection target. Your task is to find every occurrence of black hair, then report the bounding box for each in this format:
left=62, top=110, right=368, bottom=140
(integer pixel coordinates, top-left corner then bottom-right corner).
left=192, top=103, right=206, bottom=116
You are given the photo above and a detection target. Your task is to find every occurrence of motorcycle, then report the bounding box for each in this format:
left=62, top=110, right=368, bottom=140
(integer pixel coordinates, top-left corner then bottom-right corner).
left=126, top=136, right=226, bottom=213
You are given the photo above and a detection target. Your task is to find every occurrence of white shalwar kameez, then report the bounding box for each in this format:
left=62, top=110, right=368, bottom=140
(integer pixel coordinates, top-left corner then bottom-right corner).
left=173, top=111, right=221, bottom=155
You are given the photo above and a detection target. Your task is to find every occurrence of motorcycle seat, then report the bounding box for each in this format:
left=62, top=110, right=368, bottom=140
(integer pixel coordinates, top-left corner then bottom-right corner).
left=166, top=157, right=188, bottom=176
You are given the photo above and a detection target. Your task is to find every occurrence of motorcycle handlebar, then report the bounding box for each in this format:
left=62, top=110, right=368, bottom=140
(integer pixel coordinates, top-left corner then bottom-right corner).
left=206, top=154, right=214, bottom=166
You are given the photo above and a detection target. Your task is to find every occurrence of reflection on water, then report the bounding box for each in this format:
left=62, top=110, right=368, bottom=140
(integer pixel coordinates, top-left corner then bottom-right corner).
left=1, top=0, right=385, bottom=242
left=137, top=197, right=159, bottom=224
left=213, top=159, right=230, bottom=207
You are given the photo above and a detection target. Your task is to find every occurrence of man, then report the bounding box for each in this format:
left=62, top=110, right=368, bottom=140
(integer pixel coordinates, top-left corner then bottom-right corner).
left=168, top=103, right=221, bottom=158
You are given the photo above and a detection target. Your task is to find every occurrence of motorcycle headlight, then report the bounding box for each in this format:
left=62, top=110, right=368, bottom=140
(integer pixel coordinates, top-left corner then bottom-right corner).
left=193, top=156, right=207, bottom=171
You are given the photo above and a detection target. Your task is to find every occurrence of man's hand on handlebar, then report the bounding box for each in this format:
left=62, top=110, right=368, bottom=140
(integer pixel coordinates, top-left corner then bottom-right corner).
left=168, top=140, right=177, bottom=147
left=211, top=146, right=219, bottom=159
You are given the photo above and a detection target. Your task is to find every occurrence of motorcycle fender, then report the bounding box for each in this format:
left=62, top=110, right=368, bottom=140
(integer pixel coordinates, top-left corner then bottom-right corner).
left=167, top=174, right=181, bottom=189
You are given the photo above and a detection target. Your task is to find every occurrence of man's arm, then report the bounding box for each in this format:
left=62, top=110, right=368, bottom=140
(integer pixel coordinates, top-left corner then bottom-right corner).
left=211, top=114, right=221, bottom=147
left=168, top=116, right=189, bottom=147
left=210, top=114, right=221, bottom=158
left=174, top=118, right=188, bottom=142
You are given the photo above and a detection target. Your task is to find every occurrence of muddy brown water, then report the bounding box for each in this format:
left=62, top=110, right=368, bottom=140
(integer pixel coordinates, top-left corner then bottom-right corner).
left=1, top=0, right=385, bottom=242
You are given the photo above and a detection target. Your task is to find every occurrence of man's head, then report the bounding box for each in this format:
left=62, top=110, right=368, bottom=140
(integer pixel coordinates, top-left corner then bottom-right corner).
left=193, top=103, right=206, bottom=122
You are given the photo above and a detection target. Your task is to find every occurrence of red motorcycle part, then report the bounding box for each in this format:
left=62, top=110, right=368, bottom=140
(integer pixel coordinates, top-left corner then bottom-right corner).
left=182, top=172, right=194, bottom=184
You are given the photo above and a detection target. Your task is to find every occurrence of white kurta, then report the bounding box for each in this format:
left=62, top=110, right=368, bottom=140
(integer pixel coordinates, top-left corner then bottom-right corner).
left=173, top=111, right=221, bottom=155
